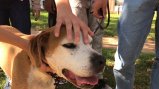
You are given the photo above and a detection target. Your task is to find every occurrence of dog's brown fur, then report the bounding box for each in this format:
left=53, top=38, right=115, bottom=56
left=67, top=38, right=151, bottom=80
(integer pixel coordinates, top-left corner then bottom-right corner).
left=0, top=26, right=66, bottom=89
left=0, top=26, right=107, bottom=89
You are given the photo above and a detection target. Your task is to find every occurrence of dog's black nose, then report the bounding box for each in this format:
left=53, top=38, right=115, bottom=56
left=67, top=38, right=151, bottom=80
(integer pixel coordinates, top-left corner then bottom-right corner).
left=90, top=53, right=106, bottom=73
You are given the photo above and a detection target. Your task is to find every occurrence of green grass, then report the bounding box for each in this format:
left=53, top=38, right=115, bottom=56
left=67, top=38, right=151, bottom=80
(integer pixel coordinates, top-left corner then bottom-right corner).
left=103, top=49, right=155, bottom=89
left=0, top=72, right=6, bottom=89
left=104, top=14, right=119, bottom=36
left=30, top=10, right=48, bottom=30
left=0, top=11, right=157, bottom=89
left=105, top=13, right=156, bottom=40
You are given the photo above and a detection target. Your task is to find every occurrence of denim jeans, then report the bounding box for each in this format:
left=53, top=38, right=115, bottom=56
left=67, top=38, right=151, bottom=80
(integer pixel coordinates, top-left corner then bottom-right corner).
left=151, top=58, right=159, bottom=89
left=114, top=0, right=159, bottom=89
left=151, top=5, right=159, bottom=89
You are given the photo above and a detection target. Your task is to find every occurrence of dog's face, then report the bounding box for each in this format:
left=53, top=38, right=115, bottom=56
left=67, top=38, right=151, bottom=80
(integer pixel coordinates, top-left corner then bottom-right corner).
left=30, top=26, right=105, bottom=88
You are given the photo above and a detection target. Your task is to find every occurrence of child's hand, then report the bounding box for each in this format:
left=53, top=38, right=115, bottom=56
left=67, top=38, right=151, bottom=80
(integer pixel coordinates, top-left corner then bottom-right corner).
left=92, top=0, right=108, bottom=19
left=54, top=0, right=94, bottom=44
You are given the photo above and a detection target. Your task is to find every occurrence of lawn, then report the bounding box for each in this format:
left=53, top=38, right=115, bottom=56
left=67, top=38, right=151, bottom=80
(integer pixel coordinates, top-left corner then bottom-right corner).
left=0, top=11, right=157, bottom=89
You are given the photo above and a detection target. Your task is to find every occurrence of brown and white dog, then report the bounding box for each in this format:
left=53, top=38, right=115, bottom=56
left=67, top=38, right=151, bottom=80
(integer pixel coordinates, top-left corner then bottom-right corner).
left=0, top=26, right=105, bottom=89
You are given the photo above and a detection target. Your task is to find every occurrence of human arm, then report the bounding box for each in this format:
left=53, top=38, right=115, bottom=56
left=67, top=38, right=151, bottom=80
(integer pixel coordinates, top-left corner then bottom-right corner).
left=54, top=0, right=94, bottom=44
left=0, top=25, right=53, bottom=72
left=0, top=25, right=30, bottom=52
left=92, top=0, right=108, bottom=19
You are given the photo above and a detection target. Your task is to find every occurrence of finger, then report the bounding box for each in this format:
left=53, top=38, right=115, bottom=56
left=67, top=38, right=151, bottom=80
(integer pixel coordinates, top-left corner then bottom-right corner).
left=55, top=19, right=62, bottom=37
left=92, top=8, right=103, bottom=19
left=65, top=19, right=73, bottom=41
left=91, top=3, right=103, bottom=19
left=88, top=28, right=94, bottom=37
left=82, top=29, right=89, bottom=44
left=80, top=22, right=89, bottom=44
left=73, top=21, right=80, bottom=44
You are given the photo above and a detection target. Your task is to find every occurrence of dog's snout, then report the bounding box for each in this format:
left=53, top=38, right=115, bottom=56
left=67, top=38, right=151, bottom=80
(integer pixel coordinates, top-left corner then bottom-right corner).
left=91, top=54, right=105, bottom=66
left=90, top=53, right=106, bottom=73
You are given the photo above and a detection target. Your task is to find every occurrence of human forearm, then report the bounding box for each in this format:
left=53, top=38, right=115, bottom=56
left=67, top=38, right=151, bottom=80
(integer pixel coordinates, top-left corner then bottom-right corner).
left=0, top=25, right=30, bottom=52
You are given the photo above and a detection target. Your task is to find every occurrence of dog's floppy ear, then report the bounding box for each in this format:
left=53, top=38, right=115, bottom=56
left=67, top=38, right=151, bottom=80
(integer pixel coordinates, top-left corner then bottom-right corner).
left=29, top=30, right=50, bottom=68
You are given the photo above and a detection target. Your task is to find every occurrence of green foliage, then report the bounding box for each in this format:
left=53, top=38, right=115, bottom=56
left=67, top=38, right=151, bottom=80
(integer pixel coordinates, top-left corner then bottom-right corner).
left=0, top=72, right=6, bottom=89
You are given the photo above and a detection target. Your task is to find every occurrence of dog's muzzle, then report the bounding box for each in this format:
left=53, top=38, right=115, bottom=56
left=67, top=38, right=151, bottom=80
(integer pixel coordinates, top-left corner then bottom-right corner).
left=90, top=53, right=106, bottom=73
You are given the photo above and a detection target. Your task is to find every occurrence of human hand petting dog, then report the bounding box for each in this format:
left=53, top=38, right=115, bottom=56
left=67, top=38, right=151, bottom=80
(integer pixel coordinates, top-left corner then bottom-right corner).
left=54, top=0, right=94, bottom=44
left=92, top=0, right=108, bottom=19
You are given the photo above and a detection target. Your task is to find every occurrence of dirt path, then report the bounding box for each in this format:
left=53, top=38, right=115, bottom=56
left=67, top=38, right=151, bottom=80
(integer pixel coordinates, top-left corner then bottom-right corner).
left=102, top=37, right=155, bottom=53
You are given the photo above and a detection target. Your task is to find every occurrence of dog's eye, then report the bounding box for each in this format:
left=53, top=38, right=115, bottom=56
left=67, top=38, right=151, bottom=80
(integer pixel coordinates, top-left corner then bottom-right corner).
left=63, top=43, right=76, bottom=49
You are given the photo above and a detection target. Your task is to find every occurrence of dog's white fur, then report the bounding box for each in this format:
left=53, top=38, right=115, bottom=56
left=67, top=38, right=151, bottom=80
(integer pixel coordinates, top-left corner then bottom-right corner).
left=0, top=26, right=105, bottom=89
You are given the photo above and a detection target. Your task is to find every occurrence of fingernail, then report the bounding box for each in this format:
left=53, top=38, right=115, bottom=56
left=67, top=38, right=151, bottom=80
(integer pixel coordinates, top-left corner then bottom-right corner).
left=91, top=32, right=94, bottom=36
left=75, top=38, right=79, bottom=44
left=55, top=33, right=59, bottom=37
left=85, top=40, right=89, bottom=44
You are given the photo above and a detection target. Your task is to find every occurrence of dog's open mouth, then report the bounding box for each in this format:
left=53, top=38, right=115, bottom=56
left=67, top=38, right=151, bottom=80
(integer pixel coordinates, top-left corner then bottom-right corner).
left=62, top=69, right=98, bottom=88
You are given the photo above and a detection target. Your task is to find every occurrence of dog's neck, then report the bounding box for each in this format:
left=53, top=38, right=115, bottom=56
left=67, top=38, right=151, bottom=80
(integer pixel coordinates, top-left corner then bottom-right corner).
left=42, top=59, right=65, bottom=88
left=27, top=66, right=56, bottom=89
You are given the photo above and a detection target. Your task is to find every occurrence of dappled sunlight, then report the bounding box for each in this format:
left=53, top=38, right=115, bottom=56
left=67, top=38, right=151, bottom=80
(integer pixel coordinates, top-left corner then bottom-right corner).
left=106, top=59, right=114, bottom=66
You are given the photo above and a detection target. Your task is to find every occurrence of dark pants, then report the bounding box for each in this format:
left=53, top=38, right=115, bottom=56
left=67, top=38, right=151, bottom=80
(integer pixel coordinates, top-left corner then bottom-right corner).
left=0, top=0, right=31, bottom=34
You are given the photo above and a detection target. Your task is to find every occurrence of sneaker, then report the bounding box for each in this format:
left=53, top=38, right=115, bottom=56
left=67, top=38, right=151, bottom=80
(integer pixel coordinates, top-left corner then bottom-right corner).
left=3, top=80, right=11, bottom=89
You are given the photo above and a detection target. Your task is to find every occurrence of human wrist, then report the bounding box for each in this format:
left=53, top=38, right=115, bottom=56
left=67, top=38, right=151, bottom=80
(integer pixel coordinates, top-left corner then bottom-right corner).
left=54, top=0, right=72, bottom=13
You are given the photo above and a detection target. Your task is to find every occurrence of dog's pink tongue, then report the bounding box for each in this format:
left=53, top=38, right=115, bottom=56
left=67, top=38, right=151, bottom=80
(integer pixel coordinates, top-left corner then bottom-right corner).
left=75, top=76, right=98, bottom=86
left=64, top=70, right=98, bottom=86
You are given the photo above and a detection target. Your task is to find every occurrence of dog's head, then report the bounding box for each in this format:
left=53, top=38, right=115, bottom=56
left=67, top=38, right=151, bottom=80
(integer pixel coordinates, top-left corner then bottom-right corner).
left=29, top=26, right=106, bottom=88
